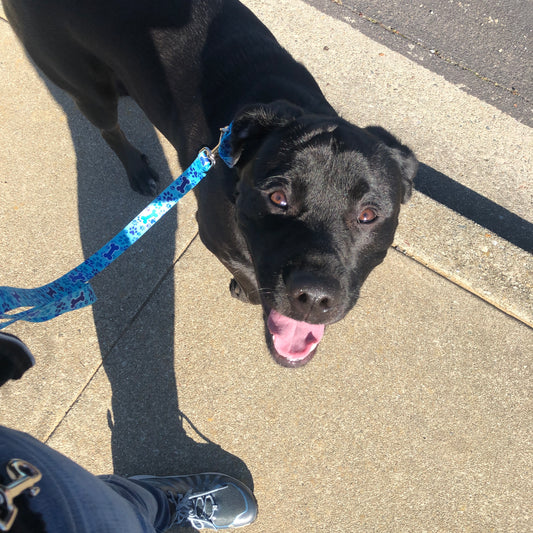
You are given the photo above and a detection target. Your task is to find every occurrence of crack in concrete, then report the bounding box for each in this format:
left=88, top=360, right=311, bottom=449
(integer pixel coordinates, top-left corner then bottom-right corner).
left=44, top=232, right=201, bottom=444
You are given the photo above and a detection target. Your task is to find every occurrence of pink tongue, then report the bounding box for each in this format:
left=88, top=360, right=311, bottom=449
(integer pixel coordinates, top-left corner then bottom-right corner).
left=267, top=309, right=325, bottom=361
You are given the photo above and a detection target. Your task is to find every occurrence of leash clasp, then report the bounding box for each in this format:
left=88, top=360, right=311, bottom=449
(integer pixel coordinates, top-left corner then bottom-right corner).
left=211, top=125, right=231, bottom=156
left=198, top=125, right=232, bottom=169
left=0, top=459, right=42, bottom=531
left=197, top=147, right=216, bottom=168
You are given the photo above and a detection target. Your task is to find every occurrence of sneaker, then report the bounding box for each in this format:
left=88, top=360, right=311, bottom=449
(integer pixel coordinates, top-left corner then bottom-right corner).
left=130, top=472, right=258, bottom=530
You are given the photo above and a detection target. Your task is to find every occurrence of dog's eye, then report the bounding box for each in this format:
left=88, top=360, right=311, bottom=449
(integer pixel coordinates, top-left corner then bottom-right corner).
left=270, top=191, right=288, bottom=208
left=358, top=207, right=378, bottom=224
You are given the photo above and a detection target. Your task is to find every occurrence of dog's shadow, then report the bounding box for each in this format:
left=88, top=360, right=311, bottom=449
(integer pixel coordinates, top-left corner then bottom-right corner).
left=39, top=77, right=253, bottom=530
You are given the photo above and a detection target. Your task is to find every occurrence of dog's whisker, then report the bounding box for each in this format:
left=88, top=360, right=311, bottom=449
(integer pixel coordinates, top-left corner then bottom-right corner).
left=255, top=287, right=275, bottom=295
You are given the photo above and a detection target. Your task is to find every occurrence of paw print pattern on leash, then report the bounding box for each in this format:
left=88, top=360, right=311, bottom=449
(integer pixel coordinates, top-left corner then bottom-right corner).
left=0, top=127, right=233, bottom=329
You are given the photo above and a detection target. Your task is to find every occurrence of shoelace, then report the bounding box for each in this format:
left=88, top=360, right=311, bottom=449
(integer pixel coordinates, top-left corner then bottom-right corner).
left=169, top=485, right=228, bottom=529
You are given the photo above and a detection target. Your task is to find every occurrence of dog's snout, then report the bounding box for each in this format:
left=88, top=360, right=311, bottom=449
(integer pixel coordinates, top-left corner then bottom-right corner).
left=287, top=271, right=340, bottom=320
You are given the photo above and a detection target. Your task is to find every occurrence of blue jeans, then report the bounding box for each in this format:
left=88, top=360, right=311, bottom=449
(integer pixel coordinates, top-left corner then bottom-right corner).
left=0, top=426, right=172, bottom=532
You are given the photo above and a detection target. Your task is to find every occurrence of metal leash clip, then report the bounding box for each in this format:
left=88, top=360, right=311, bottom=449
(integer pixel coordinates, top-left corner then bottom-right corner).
left=0, top=459, right=42, bottom=531
left=197, top=125, right=232, bottom=168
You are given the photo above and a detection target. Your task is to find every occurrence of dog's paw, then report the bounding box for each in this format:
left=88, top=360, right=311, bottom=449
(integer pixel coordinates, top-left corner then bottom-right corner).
left=229, top=278, right=251, bottom=303
left=128, top=153, right=159, bottom=196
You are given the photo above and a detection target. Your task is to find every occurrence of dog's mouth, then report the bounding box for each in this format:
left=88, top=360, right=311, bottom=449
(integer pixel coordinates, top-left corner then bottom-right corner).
left=266, top=309, right=325, bottom=367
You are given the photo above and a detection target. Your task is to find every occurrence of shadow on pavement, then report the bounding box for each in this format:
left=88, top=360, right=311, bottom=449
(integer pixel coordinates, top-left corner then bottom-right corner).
left=415, top=164, right=533, bottom=252
left=36, top=75, right=254, bottom=530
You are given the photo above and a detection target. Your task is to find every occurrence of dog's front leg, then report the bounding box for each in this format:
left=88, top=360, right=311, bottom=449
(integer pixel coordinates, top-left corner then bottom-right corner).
left=228, top=270, right=261, bottom=306
left=73, top=94, right=159, bottom=197
left=100, top=125, right=159, bottom=196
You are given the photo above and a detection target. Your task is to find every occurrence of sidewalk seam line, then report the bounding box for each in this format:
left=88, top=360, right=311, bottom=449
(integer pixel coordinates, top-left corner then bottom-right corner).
left=43, top=231, right=200, bottom=444
left=392, top=244, right=533, bottom=329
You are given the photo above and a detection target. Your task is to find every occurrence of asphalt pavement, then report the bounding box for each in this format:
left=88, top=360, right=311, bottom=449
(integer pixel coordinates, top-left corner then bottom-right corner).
left=0, top=1, right=531, bottom=532
left=306, top=0, right=533, bottom=126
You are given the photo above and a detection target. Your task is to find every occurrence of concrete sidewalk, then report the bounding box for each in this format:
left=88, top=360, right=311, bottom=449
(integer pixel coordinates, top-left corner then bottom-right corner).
left=1, top=1, right=531, bottom=532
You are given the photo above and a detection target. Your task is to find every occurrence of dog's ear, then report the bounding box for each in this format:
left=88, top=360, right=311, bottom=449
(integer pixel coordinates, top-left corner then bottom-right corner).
left=365, top=126, right=418, bottom=203
left=230, top=101, right=304, bottom=167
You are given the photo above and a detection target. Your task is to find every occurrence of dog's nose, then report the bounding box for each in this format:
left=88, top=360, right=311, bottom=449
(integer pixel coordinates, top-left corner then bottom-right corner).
left=286, top=271, right=340, bottom=320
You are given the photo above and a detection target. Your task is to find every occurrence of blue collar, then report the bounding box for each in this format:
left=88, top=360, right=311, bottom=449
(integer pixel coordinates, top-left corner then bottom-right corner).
left=216, top=123, right=234, bottom=168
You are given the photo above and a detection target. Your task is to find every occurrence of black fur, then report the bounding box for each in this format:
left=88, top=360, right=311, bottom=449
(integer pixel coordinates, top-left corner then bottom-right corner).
left=0, top=333, right=34, bottom=387
left=3, top=0, right=418, bottom=366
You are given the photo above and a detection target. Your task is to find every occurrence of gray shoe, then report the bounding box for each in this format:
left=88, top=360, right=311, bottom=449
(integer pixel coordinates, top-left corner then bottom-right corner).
left=130, top=473, right=257, bottom=530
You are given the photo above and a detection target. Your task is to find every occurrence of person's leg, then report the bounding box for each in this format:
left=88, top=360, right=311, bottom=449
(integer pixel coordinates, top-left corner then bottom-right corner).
left=0, top=426, right=258, bottom=532
left=0, top=426, right=166, bottom=533
left=0, top=332, right=257, bottom=532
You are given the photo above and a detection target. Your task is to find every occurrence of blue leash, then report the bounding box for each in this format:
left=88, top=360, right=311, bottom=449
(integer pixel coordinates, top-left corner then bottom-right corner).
left=0, top=124, right=234, bottom=330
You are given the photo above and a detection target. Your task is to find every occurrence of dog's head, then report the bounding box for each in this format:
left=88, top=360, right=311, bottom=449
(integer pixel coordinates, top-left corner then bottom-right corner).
left=229, top=101, right=418, bottom=367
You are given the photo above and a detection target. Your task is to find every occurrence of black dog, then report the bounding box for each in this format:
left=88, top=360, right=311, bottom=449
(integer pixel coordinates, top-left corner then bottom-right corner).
left=3, top=0, right=417, bottom=367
